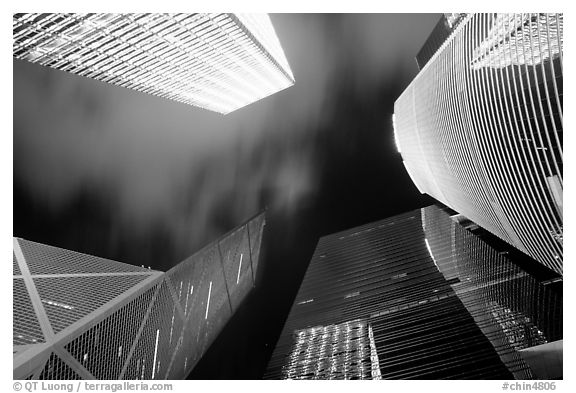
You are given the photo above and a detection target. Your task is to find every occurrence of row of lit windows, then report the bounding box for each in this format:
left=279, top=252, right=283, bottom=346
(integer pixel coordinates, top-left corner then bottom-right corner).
left=284, top=320, right=372, bottom=380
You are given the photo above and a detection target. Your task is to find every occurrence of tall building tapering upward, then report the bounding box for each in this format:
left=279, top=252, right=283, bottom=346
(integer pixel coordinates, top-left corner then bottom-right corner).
left=13, top=212, right=266, bottom=380
left=264, top=206, right=562, bottom=379
left=13, top=13, right=294, bottom=114
left=393, top=13, right=563, bottom=274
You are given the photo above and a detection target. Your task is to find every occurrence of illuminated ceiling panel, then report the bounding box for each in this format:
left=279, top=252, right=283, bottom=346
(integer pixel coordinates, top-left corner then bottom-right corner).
left=13, top=13, right=295, bottom=114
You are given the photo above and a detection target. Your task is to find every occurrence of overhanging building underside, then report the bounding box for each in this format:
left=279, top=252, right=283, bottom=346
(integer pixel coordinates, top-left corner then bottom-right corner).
left=13, top=13, right=294, bottom=114
left=394, top=13, right=563, bottom=274
left=13, top=212, right=266, bottom=380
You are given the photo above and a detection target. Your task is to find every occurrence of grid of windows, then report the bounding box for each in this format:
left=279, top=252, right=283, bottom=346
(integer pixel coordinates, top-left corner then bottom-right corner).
left=283, top=319, right=376, bottom=380
left=18, top=238, right=151, bottom=275
left=13, top=13, right=294, bottom=114
left=394, top=13, right=563, bottom=274
left=38, top=353, right=82, bottom=380
left=264, top=206, right=561, bottom=379
left=13, top=278, right=45, bottom=346
left=421, top=206, right=562, bottom=377
left=471, top=14, right=563, bottom=69
left=13, top=212, right=266, bottom=379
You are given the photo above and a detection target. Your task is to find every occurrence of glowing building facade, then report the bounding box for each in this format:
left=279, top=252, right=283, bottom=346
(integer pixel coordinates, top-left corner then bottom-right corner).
left=264, top=206, right=561, bottom=379
left=13, top=13, right=294, bottom=114
left=13, top=213, right=266, bottom=380
left=394, top=13, right=563, bottom=274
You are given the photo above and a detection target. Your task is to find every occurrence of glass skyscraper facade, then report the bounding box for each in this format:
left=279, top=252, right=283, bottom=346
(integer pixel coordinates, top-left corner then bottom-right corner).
left=13, top=13, right=295, bottom=114
left=393, top=13, right=563, bottom=274
left=264, top=206, right=561, bottom=379
left=13, top=213, right=266, bottom=380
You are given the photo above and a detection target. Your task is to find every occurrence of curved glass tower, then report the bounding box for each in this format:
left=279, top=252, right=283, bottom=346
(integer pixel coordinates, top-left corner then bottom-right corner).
left=393, top=14, right=563, bottom=274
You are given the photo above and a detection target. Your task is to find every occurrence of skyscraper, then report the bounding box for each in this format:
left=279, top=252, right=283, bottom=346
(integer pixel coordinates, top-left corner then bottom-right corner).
left=393, top=13, right=563, bottom=274
left=13, top=13, right=294, bottom=114
left=13, top=212, right=266, bottom=380
left=264, top=206, right=561, bottom=379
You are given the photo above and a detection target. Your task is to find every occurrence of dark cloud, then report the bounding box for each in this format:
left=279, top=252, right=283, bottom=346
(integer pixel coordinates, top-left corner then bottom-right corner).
left=14, top=15, right=439, bottom=258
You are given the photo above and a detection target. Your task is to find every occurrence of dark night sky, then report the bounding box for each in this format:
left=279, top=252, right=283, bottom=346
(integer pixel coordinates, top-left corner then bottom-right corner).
left=13, top=13, right=440, bottom=379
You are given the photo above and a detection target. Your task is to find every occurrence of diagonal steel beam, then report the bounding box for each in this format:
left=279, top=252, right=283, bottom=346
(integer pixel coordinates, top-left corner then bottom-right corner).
left=13, top=271, right=163, bottom=376
left=164, top=276, right=187, bottom=320
left=13, top=238, right=54, bottom=340
left=216, top=241, right=234, bottom=314
left=118, top=281, right=162, bottom=379
left=245, top=222, right=256, bottom=287
left=52, top=345, right=96, bottom=380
